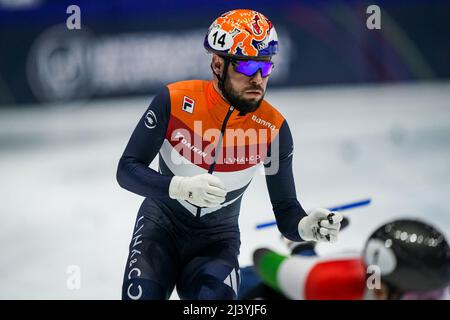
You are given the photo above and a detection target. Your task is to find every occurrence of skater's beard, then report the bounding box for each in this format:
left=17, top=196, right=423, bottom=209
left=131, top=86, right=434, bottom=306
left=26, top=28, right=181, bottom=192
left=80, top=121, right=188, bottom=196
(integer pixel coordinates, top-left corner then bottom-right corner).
left=222, top=77, right=265, bottom=116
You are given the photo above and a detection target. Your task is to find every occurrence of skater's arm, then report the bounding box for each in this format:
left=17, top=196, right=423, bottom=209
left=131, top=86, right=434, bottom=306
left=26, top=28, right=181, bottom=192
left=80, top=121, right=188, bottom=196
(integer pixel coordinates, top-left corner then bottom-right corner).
left=116, top=87, right=172, bottom=198
left=264, top=120, right=307, bottom=241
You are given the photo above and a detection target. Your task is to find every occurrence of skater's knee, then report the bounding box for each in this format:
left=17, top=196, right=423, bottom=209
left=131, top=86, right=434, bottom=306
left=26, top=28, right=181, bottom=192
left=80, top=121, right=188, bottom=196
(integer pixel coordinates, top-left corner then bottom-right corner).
left=178, top=263, right=240, bottom=300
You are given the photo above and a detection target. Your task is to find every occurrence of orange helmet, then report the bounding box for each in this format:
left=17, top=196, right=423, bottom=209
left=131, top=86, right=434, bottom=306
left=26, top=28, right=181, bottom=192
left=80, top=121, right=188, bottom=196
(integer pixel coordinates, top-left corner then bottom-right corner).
left=204, top=9, right=279, bottom=59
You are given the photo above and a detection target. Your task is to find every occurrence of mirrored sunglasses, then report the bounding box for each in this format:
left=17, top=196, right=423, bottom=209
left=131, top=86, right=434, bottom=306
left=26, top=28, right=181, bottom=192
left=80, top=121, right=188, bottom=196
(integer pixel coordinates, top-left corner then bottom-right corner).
left=230, top=59, right=274, bottom=78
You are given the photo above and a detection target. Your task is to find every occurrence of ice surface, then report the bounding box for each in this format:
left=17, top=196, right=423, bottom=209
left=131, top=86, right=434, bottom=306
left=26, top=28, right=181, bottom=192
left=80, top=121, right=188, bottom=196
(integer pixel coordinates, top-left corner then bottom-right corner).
left=0, top=82, right=449, bottom=299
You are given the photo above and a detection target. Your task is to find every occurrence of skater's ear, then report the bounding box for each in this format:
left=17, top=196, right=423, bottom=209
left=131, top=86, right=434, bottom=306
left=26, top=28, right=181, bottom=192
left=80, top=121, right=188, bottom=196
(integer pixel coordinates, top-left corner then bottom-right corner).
left=211, top=54, right=225, bottom=75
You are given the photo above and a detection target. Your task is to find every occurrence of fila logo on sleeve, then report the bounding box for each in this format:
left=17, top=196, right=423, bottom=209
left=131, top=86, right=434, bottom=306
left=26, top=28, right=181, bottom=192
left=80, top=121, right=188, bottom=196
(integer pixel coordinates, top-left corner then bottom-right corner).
left=182, top=96, right=195, bottom=114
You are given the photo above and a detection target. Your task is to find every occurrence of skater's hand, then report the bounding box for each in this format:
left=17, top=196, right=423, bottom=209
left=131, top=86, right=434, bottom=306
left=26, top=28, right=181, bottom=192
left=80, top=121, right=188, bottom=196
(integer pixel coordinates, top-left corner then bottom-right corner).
left=169, top=173, right=227, bottom=208
left=298, top=208, right=343, bottom=243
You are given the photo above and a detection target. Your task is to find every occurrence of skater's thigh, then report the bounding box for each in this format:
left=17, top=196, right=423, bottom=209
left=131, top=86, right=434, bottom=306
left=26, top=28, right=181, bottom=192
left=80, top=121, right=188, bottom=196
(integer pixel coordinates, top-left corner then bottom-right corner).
left=122, top=213, right=180, bottom=300
left=177, top=239, right=240, bottom=300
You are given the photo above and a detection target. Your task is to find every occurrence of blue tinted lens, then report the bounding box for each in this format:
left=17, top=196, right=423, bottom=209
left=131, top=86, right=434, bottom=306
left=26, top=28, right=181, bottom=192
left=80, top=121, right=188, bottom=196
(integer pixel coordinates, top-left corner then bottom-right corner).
left=234, top=60, right=274, bottom=77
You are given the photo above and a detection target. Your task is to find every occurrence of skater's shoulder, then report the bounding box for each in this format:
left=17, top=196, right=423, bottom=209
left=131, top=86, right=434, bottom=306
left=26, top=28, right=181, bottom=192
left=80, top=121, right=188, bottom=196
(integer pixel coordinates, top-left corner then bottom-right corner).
left=167, top=80, right=209, bottom=94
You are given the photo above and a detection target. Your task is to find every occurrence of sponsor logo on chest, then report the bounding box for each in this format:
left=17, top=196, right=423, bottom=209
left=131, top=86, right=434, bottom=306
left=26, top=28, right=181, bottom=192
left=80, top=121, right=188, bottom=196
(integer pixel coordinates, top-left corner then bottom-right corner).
left=174, top=131, right=208, bottom=158
left=182, top=96, right=195, bottom=114
left=251, top=115, right=276, bottom=131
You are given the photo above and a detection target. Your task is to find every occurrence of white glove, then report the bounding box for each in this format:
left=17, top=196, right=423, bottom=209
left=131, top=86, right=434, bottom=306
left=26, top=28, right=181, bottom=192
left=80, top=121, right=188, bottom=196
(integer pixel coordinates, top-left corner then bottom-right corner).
left=298, top=208, right=343, bottom=243
left=168, top=173, right=227, bottom=208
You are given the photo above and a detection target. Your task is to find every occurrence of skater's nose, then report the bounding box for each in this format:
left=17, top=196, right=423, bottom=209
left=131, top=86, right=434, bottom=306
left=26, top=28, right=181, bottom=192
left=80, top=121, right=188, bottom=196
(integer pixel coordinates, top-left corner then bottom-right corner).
left=249, top=70, right=263, bottom=85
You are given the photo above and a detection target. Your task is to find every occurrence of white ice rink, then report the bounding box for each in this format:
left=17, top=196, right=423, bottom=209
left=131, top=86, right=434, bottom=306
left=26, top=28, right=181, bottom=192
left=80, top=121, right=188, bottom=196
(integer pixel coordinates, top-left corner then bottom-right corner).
left=0, top=82, right=449, bottom=299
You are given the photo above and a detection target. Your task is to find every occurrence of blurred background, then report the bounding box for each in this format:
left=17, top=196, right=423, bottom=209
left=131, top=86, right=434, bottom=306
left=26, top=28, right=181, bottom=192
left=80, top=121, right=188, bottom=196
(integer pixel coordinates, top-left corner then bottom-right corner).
left=0, top=0, right=449, bottom=299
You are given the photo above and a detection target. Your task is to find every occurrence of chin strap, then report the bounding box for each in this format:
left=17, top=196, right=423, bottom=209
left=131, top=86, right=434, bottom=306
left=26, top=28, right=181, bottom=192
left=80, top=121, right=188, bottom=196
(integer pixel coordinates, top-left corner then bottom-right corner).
left=219, top=59, right=231, bottom=94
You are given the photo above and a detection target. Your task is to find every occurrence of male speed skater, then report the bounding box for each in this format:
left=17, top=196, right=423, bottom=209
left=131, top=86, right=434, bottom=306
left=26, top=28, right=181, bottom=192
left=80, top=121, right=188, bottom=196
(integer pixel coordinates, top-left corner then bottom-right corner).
left=117, top=9, right=343, bottom=300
